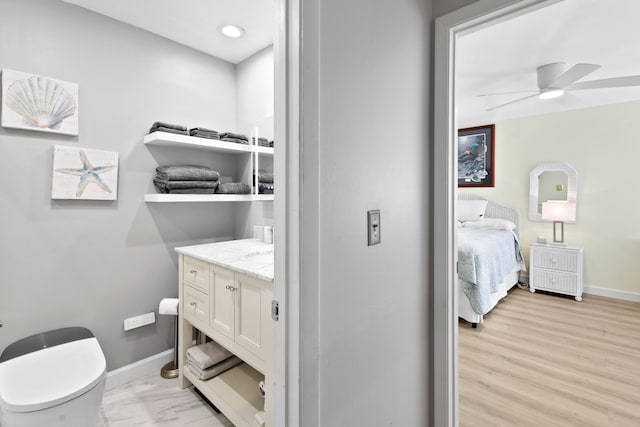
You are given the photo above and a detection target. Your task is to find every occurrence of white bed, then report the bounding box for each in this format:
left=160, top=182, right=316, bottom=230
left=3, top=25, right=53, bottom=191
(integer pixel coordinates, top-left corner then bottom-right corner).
left=457, top=195, right=523, bottom=328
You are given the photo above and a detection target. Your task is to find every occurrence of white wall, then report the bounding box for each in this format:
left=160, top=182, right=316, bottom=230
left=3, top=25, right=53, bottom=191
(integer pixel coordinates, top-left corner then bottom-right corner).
left=235, top=46, right=274, bottom=238
left=460, top=100, right=640, bottom=293
left=0, top=0, right=239, bottom=369
left=300, top=0, right=432, bottom=424
left=236, top=46, right=275, bottom=139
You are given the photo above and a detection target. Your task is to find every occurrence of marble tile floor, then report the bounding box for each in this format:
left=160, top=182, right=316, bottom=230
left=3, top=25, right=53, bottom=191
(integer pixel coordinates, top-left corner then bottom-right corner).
left=98, top=372, right=232, bottom=426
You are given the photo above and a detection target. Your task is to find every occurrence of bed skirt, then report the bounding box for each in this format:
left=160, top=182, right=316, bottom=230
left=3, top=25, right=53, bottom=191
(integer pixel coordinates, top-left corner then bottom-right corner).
left=458, top=267, right=520, bottom=326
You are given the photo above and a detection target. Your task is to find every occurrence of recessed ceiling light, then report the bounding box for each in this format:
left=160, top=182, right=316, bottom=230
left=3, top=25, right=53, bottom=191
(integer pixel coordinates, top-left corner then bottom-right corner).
left=539, top=89, right=564, bottom=100
left=218, top=25, right=245, bottom=39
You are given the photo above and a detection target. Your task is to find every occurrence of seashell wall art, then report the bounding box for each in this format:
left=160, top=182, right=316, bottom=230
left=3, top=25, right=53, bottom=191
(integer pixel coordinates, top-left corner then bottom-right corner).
left=52, top=145, right=118, bottom=200
left=1, top=69, right=79, bottom=136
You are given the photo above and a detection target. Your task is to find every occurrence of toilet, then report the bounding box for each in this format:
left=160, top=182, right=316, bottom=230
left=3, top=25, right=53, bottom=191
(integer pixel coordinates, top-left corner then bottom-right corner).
left=0, top=327, right=106, bottom=427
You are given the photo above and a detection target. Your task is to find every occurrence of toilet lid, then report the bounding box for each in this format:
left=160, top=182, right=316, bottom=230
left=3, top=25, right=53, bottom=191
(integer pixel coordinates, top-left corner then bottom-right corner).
left=0, top=337, right=106, bottom=412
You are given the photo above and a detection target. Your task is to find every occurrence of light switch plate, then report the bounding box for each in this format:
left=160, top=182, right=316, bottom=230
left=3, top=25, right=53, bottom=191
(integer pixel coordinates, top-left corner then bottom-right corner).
left=367, top=210, right=381, bottom=246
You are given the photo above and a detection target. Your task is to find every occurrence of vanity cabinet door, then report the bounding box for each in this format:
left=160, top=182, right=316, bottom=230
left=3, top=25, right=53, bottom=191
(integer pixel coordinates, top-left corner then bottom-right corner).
left=210, top=265, right=235, bottom=339
left=235, top=273, right=273, bottom=361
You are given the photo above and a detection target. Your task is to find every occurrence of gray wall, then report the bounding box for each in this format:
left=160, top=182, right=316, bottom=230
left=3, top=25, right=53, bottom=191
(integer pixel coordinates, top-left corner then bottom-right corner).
left=0, top=0, right=241, bottom=370
left=433, top=0, right=478, bottom=17
left=301, top=0, right=432, bottom=424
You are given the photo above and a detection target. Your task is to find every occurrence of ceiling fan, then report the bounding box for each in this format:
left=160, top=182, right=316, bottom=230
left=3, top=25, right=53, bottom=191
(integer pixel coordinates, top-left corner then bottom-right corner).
left=482, top=62, right=640, bottom=111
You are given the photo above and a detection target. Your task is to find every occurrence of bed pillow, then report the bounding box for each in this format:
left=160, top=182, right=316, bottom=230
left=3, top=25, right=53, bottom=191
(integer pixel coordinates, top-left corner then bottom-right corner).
left=463, top=218, right=517, bottom=231
left=457, top=200, right=488, bottom=222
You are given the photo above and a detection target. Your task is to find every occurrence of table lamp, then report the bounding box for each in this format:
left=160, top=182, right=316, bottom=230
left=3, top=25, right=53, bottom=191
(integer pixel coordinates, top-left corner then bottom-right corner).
left=541, top=200, right=576, bottom=244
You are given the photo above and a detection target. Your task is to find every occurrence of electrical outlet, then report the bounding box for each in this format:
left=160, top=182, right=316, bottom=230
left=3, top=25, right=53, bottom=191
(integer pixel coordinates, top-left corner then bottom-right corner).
left=124, top=312, right=156, bottom=331
left=367, top=210, right=381, bottom=246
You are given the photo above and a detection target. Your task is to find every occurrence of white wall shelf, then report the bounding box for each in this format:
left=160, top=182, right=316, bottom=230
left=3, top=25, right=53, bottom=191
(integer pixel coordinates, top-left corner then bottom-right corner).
left=144, top=131, right=274, bottom=156
left=144, top=131, right=274, bottom=203
left=144, top=194, right=274, bottom=203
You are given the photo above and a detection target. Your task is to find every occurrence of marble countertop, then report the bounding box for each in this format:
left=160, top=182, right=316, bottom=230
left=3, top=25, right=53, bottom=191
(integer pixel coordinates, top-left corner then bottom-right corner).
left=175, top=238, right=274, bottom=282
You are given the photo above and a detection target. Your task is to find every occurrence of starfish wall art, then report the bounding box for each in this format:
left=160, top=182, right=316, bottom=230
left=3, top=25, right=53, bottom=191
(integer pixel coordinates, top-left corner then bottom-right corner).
left=52, top=145, right=119, bottom=200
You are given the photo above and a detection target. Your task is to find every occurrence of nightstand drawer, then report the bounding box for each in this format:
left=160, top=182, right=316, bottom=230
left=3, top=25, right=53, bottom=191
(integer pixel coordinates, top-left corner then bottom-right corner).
left=183, top=256, right=210, bottom=293
left=531, top=270, right=577, bottom=294
left=531, top=248, right=578, bottom=272
left=184, top=284, right=209, bottom=325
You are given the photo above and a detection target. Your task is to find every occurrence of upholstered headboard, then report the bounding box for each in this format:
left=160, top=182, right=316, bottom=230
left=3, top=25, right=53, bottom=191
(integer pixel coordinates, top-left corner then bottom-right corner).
left=458, top=194, right=521, bottom=237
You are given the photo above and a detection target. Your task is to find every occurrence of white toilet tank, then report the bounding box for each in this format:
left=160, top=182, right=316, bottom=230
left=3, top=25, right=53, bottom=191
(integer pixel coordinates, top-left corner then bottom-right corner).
left=0, top=327, right=106, bottom=427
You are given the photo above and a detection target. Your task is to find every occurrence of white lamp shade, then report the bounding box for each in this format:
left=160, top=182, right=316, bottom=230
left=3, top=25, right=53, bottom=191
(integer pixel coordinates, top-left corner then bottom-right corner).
left=541, top=200, right=576, bottom=222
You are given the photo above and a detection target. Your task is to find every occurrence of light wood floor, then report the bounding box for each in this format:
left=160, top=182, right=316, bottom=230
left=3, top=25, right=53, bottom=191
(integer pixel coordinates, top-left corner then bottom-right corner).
left=459, top=287, right=640, bottom=427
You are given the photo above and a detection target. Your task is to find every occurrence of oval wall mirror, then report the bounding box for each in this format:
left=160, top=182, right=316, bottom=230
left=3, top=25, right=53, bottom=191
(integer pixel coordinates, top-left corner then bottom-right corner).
left=529, top=163, right=578, bottom=222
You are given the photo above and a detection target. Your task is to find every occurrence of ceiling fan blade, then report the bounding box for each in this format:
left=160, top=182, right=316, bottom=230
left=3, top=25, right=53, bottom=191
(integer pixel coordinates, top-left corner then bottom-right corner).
left=549, top=63, right=601, bottom=89
left=566, top=75, right=640, bottom=91
left=477, top=90, right=538, bottom=97
left=486, top=93, right=540, bottom=111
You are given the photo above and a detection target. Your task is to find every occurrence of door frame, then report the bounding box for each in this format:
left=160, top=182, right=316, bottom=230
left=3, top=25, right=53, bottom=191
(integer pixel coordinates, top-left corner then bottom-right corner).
left=274, top=0, right=300, bottom=424
left=433, top=0, right=561, bottom=425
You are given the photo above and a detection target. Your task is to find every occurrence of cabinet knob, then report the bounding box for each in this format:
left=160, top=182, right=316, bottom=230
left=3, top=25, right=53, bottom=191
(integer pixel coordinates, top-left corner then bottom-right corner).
left=189, top=301, right=196, bottom=306
left=226, top=285, right=237, bottom=291
left=190, top=269, right=197, bottom=274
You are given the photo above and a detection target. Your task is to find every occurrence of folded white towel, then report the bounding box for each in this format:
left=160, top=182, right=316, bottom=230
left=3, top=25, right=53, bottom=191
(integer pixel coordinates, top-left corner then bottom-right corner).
left=185, top=341, right=233, bottom=370
left=186, top=356, right=243, bottom=380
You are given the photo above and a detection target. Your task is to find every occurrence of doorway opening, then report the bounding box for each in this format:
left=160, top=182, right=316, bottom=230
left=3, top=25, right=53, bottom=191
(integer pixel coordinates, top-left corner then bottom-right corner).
left=433, top=1, right=560, bottom=426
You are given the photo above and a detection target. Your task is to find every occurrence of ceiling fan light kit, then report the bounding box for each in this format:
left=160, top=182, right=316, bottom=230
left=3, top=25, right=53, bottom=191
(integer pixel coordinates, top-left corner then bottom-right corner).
left=539, top=89, right=564, bottom=100
left=483, top=62, right=640, bottom=111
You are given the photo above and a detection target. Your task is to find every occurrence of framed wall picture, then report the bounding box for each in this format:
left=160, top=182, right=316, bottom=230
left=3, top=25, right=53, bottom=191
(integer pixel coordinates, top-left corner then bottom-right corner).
left=457, top=124, right=495, bottom=187
left=1, top=69, right=79, bottom=136
left=52, top=145, right=118, bottom=200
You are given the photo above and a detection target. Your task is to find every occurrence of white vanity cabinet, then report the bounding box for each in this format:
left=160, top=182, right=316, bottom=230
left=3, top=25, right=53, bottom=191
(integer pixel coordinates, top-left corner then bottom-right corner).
left=529, top=243, right=584, bottom=301
left=176, top=242, right=274, bottom=427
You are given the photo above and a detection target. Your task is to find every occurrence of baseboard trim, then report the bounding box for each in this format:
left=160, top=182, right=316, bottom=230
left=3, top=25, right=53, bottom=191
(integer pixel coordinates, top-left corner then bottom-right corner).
left=105, top=348, right=174, bottom=391
left=583, top=285, right=640, bottom=303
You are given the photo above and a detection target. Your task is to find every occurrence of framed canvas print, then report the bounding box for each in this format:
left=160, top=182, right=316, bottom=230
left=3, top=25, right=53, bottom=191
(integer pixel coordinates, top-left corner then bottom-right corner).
left=1, top=69, right=79, bottom=136
left=457, top=124, right=495, bottom=187
left=52, top=145, right=118, bottom=200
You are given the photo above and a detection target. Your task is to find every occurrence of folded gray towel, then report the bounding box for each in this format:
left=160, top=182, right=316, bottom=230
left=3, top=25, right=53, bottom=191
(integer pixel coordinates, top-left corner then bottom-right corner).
left=189, top=127, right=218, bottom=134
left=221, top=137, right=249, bottom=145
left=186, top=356, right=242, bottom=381
left=162, top=188, right=217, bottom=194
left=154, top=179, right=219, bottom=189
left=186, top=342, right=234, bottom=370
left=154, top=179, right=219, bottom=193
left=217, top=182, right=251, bottom=194
left=257, top=173, right=274, bottom=183
left=219, top=132, right=248, bottom=141
left=190, top=133, right=220, bottom=140
left=150, top=126, right=189, bottom=135
left=150, top=121, right=187, bottom=131
left=156, top=166, right=220, bottom=182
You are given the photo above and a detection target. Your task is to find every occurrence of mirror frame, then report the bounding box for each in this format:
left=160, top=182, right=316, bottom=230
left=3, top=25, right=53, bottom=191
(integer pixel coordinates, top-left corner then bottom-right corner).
left=529, top=162, right=578, bottom=222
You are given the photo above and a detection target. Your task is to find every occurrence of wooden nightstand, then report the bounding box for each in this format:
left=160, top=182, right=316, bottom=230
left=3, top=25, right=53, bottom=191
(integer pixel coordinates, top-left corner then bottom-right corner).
left=529, top=243, right=584, bottom=301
